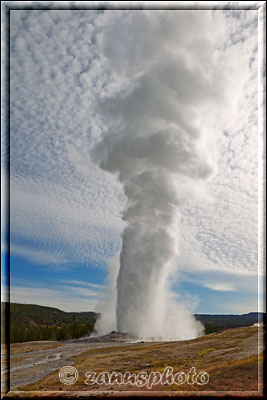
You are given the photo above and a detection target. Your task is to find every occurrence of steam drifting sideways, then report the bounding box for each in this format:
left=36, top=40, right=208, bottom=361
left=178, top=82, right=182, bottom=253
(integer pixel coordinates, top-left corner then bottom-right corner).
left=91, top=11, right=231, bottom=340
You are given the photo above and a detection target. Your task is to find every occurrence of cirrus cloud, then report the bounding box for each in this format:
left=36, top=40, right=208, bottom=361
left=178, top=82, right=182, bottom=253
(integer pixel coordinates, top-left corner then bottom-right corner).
left=6, top=7, right=261, bottom=308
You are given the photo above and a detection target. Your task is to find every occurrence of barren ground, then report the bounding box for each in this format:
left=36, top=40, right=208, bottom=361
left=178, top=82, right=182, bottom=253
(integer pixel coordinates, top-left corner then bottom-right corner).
left=2, top=326, right=264, bottom=398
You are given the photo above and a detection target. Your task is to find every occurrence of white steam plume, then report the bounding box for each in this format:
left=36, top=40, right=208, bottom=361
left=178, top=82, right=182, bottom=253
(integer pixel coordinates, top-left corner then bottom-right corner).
left=91, top=11, right=232, bottom=340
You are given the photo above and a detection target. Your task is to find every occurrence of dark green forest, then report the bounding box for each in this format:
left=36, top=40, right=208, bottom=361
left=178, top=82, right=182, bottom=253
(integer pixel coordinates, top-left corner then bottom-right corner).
left=1, top=302, right=264, bottom=344
left=195, top=312, right=264, bottom=334
left=1, top=302, right=99, bottom=343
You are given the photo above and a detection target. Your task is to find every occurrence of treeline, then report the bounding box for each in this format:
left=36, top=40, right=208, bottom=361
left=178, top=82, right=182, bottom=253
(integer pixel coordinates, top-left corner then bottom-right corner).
left=4, top=302, right=98, bottom=326
left=202, top=323, right=224, bottom=334
left=195, top=312, right=264, bottom=334
left=2, top=303, right=264, bottom=343
left=1, top=302, right=99, bottom=344
left=9, top=322, right=94, bottom=343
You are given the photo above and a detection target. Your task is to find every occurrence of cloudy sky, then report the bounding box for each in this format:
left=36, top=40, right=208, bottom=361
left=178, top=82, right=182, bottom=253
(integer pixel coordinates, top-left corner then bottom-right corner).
left=2, top=2, right=264, bottom=314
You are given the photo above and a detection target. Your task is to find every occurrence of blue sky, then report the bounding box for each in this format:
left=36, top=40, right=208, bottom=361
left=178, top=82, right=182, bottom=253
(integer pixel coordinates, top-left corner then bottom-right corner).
left=1, top=4, right=264, bottom=315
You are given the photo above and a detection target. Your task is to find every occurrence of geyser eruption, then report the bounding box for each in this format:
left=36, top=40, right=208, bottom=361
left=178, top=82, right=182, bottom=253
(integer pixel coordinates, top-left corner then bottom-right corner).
left=91, top=11, right=226, bottom=340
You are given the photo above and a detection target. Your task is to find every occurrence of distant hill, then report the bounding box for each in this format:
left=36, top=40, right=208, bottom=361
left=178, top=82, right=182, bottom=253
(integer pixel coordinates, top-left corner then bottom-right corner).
left=1, top=302, right=265, bottom=343
left=195, top=312, right=265, bottom=334
left=6, top=302, right=98, bottom=325
left=1, top=302, right=99, bottom=343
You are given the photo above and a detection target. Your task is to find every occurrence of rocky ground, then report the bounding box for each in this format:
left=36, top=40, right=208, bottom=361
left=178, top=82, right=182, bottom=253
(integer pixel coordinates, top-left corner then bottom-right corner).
left=1, top=326, right=264, bottom=398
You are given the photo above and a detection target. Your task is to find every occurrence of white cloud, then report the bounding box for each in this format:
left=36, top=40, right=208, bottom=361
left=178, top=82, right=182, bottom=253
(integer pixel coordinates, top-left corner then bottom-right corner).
left=58, top=279, right=103, bottom=289
left=178, top=270, right=259, bottom=297
left=10, top=284, right=98, bottom=312
left=222, top=299, right=265, bottom=315
left=6, top=8, right=260, bottom=288
left=202, top=282, right=237, bottom=292
left=11, top=243, right=69, bottom=266
left=10, top=171, right=124, bottom=266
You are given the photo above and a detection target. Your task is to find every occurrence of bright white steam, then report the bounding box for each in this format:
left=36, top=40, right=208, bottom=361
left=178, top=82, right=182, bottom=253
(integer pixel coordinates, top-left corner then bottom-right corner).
left=91, top=11, right=236, bottom=340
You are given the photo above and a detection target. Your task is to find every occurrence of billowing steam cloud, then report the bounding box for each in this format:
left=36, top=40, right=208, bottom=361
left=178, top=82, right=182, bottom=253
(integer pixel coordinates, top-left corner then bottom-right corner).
left=91, top=11, right=228, bottom=340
